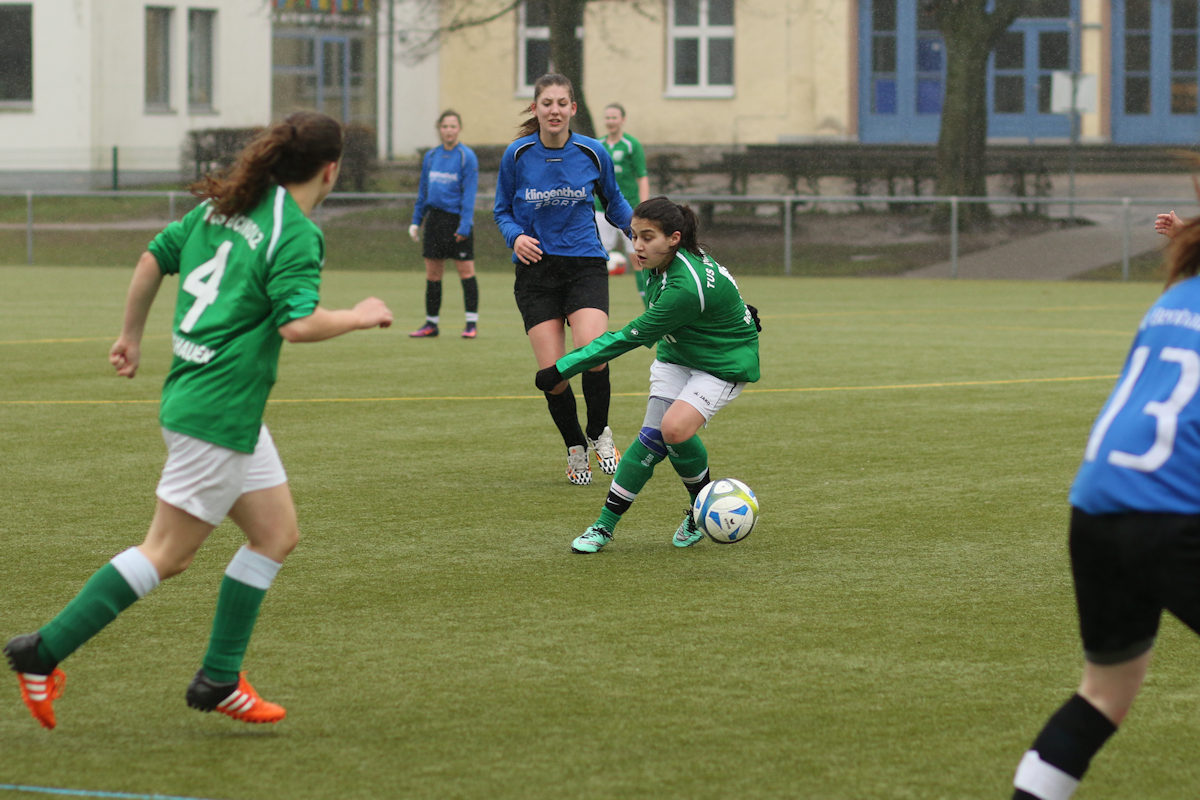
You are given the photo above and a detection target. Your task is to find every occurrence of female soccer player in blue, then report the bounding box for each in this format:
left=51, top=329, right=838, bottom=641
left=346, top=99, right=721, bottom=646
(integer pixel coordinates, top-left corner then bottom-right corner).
left=408, top=109, right=480, bottom=339
left=1012, top=217, right=1200, bottom=798
left=535, top=197, right=760, bottom=553
left=4, top=112, right=393, bottom=730
left=494, top=73, right=633, bottom=486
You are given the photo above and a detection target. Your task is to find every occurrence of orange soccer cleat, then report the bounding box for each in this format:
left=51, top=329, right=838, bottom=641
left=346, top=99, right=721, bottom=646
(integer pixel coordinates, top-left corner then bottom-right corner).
left=5, top=633, right=65, bottom=730
left=187, top=670, right=286, bottom=724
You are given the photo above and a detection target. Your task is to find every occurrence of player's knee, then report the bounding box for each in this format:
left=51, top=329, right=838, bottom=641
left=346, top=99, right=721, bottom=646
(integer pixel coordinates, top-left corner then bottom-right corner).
left=661, top=418, right=691, bottom=445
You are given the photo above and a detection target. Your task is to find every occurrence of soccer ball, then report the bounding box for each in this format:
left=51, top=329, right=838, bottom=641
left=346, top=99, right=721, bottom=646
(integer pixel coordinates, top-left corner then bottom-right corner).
left=692, top=478, right=759, bottom=544
left=606, top=252, right=628, bottom=275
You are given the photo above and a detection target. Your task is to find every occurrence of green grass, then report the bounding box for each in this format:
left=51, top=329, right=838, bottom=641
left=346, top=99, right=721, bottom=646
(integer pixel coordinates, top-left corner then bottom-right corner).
left=5, top=267, right=1199, bottom=799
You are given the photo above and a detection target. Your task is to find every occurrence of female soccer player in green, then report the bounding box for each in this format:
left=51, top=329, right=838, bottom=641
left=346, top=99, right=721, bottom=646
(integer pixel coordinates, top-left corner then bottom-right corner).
left=535, top=196, right=761, bottom=553
left=4, top=111, right=393, bottom=729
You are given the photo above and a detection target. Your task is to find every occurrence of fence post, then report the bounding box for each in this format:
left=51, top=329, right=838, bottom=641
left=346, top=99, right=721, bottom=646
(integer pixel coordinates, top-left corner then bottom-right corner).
left=26, top=190, right=33, bottom=265
left=111, top=146, right=119, bottom=191
left=1121, top=197, right=1131, bottom=281
left=950, top=196, right=959, bottom=279
left=782, top=196, right=793, bottom=276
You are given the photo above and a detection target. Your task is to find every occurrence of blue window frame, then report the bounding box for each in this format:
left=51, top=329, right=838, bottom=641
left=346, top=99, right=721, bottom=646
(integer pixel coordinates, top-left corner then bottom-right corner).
left=860, top=0, right=943, bottom=142
left=1112, top=0, right=1200, bottom=143
left=858, top=0, right=1076, bottom=143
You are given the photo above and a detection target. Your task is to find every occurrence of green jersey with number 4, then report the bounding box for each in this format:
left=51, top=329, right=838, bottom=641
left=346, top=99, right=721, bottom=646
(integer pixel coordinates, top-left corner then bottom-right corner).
left=556, top=248, right=759, bottom=383
left=147, top=186, right=324, bottom=453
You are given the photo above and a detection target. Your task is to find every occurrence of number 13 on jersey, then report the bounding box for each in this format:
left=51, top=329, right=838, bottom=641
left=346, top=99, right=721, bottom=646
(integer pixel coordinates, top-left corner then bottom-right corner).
left=1084, top=345, right=1200, bottom=473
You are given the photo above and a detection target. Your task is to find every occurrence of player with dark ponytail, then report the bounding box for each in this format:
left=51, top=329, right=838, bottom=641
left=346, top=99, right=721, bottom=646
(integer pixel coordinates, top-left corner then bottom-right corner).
left=536, top=196, right=761, bottom=553
left=4, top=111, right=393, bottom=729
left=495, top=73, right=633, bottom=486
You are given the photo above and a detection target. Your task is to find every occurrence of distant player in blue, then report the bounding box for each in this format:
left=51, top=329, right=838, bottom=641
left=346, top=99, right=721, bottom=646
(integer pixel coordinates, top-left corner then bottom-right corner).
left=1012, top=218, right=1200, bottom=800
left=409, top=110, right=480, bottom=339
left=494, top=73, right=633, bottom=486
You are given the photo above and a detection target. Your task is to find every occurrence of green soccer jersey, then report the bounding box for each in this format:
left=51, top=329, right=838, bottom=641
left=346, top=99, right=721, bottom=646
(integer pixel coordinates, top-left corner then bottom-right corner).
left=147, top=186, right=324, bottom=453
left=556, top=248, right=760, bottom=383
left=593, top=133, right=647, bottom=211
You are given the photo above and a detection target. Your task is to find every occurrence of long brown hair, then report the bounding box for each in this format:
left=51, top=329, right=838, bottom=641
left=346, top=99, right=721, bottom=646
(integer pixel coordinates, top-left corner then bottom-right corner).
left=516, top=73, right=574, bottom=139
left=190, top=111, right=343, bottom=217
left=1166, top=220, right=1200, bottom=287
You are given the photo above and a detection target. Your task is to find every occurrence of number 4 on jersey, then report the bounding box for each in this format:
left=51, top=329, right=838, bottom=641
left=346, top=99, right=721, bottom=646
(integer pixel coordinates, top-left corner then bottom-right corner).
left=180, top=241, right=232, bottom=333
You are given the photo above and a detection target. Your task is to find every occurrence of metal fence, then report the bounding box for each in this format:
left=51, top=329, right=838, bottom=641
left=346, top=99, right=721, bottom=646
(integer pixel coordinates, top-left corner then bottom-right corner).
left=1, top=189, right=1189, bottom=278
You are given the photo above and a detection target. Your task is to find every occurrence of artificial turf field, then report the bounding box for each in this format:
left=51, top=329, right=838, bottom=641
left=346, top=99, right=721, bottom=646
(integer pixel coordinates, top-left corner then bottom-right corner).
left=3, top=266, right=1199, bottom=799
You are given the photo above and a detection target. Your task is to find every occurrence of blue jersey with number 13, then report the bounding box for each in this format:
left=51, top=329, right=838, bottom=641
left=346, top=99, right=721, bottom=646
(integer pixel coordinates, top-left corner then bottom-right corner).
left=1072, top=276, right=1200, bottom=514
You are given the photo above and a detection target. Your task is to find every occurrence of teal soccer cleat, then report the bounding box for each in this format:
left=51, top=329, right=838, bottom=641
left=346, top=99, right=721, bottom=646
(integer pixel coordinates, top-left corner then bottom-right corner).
left=672, top=509, right=704, bottom=548
left=571, top=525, right=613, bottom=554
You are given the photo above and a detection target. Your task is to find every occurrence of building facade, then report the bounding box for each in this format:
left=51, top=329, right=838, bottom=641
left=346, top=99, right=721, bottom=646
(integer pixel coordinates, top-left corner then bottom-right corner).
left=2, top=0, right=1198, bottom=186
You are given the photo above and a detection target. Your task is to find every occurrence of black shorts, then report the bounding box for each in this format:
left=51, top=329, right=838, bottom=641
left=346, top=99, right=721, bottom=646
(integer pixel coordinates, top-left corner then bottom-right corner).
left=1070, top=507, right=1200, bottom=664
left=422, top=207, right=474, bottom=261
left=513, top=255, right=609, bottom=332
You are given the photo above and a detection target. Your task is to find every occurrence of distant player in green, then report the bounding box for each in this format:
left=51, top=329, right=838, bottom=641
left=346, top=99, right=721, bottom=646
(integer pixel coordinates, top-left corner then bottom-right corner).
left=4, top=111, right=393, bottom=730
left=536, top=196, right=761, bottom=553
left=593, top=103, right=651, bottom=304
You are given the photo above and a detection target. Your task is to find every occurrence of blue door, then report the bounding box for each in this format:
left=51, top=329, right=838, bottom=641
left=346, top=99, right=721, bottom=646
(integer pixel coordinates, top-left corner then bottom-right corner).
left=1112, top=0, right=1200, bottom=143
left=859, top=0, right=944, bottom=143
left=987, top=9, right=1075, bottom=140
left=858, top=0, right=1076, bottom=143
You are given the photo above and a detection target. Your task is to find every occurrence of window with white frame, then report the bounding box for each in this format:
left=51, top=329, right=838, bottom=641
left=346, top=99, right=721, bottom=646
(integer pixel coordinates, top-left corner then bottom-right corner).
left=145, top=6, right=173, bottom=111
left=188, top=9, right=216, bottom=112
left=0, top=4, right=33, bottom=105
left=667, top=0, right=734, bottom=97
left=517, top=0, right=582, bottom=96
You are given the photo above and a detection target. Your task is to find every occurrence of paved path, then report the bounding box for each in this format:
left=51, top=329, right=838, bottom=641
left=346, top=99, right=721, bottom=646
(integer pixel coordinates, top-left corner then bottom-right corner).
left=906, top=173, right=1191, bottom=280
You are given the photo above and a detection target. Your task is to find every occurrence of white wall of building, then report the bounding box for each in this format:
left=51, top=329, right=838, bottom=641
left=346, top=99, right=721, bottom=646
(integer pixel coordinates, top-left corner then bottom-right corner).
left=377, top=0, right=440, bottom=160
left=1, top=0, right=271, bottom=185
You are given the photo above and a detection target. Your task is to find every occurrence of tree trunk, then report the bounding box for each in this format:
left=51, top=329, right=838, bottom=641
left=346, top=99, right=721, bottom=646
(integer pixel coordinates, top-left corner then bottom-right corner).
left=935, top=32, right=992, bottom=226
left=548, top=0, right=594, bottom=137
left=931, top=0, right=1026, bottom=229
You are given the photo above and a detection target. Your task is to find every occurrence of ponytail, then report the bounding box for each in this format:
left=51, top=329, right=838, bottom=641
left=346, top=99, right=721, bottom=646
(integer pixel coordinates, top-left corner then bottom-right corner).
left=190, top=111, right=343, bottom=217
left=1166, top=220, right=1200, bottom=287
left=633, top=196, right=705, bottom=258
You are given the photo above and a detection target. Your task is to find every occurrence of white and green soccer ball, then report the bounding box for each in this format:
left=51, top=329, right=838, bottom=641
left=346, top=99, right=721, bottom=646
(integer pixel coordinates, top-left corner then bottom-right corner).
left=691, top=478, right=759, bottom=544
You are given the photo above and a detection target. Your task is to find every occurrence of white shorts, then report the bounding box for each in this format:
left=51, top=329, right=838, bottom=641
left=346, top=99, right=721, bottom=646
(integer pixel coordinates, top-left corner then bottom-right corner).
left=594, top=210, right=627, bottom=254
left=156, top=425, right=288, bottom=526
left=648, top=359, right=745, bottom=423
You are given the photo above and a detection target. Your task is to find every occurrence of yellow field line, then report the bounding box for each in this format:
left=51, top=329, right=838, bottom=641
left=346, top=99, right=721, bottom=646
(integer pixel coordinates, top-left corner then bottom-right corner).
left=1, top=374, right=1119, bottom=407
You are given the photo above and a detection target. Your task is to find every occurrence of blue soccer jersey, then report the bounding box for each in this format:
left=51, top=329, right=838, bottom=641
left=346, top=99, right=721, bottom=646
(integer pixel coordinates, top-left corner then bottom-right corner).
left=412, top=143, right=478, bottom=238
left=1071, top=276, right=1200, bottom=514
left=493, top=132, right=632, bottom=262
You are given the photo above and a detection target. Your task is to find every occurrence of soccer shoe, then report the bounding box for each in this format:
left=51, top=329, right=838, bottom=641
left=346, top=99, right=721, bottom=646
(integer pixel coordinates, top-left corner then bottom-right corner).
left=672, top=508, right=705, bottom=548
left=571, top=525, right=613, bottom=554
left=409, top=322, right=439, bottom=338
left=5, top=633, right=65, bottom=730
left=186, top=669, right=286, bottom=724
left=587, top=426, right=622, bottom=475
left=566, top=444, right=592, bottom=486
left=461, top=323, right=477, bottom=339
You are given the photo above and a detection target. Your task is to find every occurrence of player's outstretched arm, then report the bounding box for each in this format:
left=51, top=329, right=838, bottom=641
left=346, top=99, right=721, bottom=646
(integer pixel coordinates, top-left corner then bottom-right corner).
left=110, top=251, right=165, bottom=379
left=1155, top=210, right=1186, bottom=238
left=279, top=297, right=393, bottom=343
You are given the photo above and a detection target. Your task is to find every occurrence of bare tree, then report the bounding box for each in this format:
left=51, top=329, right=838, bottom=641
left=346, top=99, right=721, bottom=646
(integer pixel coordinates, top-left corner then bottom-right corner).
left=925, top=0, right=1027, bottom=227
left=397, top=0, right=660, bottom=138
